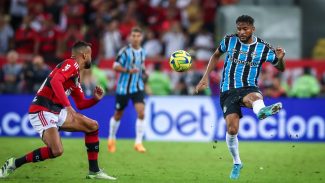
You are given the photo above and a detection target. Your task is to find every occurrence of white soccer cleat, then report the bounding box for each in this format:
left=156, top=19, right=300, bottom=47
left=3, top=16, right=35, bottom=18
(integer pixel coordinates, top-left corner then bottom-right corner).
left=0, top=158, right=16, bottom=178
left=86, top=169, right=117, bottom=180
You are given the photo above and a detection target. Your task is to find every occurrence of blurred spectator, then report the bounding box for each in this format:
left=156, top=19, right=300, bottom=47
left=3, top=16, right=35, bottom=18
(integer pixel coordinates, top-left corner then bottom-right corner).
left=193, top=27, right=214, bottom=60
left=202, top=0, right=218, bottom=32
left=0, top=1, right=10, bottom=15
left=20, top=55, right=50, bottom=93
left=60, top=24, right=83, bottom=59
left=62, top=0, right=86, bottom=29
left=263, top=74, right=287, bottom=98
left=84, top=17, right=104, bottom=61
left=320, top=75, right=325, bottom=97
left=0, top=50, right=21, bottom=93
left=36, top=14, right=61, bottom=63
left=30, top=3, right=45, bottom=32
left=259, top=68, right=274, bottom=91
left=44, top=0, right=62, bottom=25
left=88, top=1, right=112, bottom=24
left=291, top=67, right=321, bottom=98
left=162, top=21, right=187, bottom=57
left=185, top=0, right=204, bottom=43
left=9, top=0, right=28, bottom=30
left=0, top=15, right=14, bottom=54
left=209, top=67, right=221, bottom=95
left=119, top=1, right=138, bottom=40
left=148, top=63, right=172, bottom=95
left=183, top=61, right=206, bottom=95
left=139, top=1, right=166, bottom=33
left=91, top=65, right=109, bottom=93
left=173, top=77, right=189, bottom=95
left=165, top=0, right=181, bottom=24
left=80, top=69, right=96, bottom=97
left=143, top=29, right=162, bottom=58
left=14, top=15, right=38, bottom=56
left=102, top=19, right=122, bottom=59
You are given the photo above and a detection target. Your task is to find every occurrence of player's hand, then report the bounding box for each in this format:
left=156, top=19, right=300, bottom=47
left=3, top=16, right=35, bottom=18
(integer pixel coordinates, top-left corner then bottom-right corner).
left=94, top=85, right=104, bottom=101
left=129, top=68, right=139, bottom=74
left=275, top=47, right=285, bottom=59
left=195, top=77, right=209, bottom=94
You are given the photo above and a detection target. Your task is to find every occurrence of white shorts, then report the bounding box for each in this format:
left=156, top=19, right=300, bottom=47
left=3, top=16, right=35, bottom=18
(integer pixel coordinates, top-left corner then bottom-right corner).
left=29, top=109, right=67, bottom=138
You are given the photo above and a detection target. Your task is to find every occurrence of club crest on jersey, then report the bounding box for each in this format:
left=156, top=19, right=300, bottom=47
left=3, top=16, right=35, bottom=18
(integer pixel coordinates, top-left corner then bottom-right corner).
left=62, top=64, right=71, bottom=72
left=65, top=89, right=71, bottom=96
left=250, top=52, right=257, bottom=59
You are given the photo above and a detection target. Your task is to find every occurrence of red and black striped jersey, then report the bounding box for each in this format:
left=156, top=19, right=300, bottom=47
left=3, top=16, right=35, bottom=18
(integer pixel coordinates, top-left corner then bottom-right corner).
left=29, top=58, right=97, bottom=114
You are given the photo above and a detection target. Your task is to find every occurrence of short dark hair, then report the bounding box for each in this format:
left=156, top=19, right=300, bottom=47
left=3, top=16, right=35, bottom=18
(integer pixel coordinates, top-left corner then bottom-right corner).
left=72, top=41, right=92, bottom=52
left=236, top=15, right=254, bottom=25
left=131, top=27, right=143, bottom=34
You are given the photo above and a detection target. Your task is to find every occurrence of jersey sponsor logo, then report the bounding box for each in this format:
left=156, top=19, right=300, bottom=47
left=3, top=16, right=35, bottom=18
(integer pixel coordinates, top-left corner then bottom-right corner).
left=65, top=89, right=72, bottom=96
left=228, top=56, right=259, bottom=67
left=62, top=64, right=71, bottom=72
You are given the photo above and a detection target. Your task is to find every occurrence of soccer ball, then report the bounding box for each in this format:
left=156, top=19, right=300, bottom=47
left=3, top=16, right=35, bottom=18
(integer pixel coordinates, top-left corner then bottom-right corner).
left=169, top=50, right=192, bottom=72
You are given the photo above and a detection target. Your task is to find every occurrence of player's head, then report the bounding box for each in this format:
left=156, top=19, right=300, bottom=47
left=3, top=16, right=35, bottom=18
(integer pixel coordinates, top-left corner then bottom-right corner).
left=236, top=15, right=255, bottom=43
left=71, top=41, right=92, bottom=69
left=129, top=27, right=143, bottom=48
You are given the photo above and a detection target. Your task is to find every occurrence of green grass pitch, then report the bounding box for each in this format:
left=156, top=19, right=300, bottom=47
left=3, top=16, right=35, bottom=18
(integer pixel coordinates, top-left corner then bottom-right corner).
left=0, top=137, right=324, bottom=183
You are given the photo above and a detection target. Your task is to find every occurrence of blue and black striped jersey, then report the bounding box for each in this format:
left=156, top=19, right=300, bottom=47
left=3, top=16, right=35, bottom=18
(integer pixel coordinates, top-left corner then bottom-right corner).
left=218, top=34, right=279, bottom=92
left=114, top=45, right=146, bottom=95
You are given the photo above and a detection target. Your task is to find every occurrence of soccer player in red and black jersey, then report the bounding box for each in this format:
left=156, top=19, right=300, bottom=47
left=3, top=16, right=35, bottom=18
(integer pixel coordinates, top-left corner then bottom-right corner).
left=0, top=41, right=116, bottom=180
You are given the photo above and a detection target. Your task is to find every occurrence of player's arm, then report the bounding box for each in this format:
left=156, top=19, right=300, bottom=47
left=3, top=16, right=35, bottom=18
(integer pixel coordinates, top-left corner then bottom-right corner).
left=50, top=72, right=71, bottom=107
left=113, top=50, right=138, bottom=74
left=195, top=48, right=223, bottom=93
left=273, top=47, right=286, bottom=72
left=113, top=63, right=138, bottom=74
left=71, top=85, right=104, bottom=110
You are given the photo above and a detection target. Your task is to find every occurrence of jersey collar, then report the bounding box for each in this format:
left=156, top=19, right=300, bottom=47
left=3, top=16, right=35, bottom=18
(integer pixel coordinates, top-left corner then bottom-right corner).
left=238, top=35, right=257, bottom=46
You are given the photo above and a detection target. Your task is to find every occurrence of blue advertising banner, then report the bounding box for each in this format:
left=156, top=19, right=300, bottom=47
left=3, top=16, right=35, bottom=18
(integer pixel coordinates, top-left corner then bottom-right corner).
left=0, top=95, right=324, bottom=142
left=0, top=95, right=137, bottom=138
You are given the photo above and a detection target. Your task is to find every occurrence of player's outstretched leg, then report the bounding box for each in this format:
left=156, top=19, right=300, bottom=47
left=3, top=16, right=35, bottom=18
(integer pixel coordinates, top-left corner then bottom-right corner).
left=257, top=102, right=282, bottom=120
left=243, top=92, right=283, bottom=120
left=61, top=112, right=116, bottom=180
left=0, top=147, right=55, bottom=178
left=0, top=158, right=16, bottom=178
left=0, top=127, right=61, bottom=178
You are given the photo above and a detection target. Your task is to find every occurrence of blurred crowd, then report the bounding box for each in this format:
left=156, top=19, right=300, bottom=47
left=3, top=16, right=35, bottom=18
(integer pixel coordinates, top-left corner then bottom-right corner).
left=0, top=0, right=324, bottom=97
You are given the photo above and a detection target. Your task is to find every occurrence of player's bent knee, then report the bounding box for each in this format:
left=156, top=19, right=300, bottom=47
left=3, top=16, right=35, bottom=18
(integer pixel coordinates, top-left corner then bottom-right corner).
left=87, top=120, right=99, bottom=133
left=227, top=127, right=238, bottom=135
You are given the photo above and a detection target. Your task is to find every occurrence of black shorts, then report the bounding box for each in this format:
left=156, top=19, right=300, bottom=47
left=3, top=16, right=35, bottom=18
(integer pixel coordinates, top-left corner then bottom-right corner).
left=115, top=91, right=145, bottom=111
left=220, top=86, right=261, bottom=118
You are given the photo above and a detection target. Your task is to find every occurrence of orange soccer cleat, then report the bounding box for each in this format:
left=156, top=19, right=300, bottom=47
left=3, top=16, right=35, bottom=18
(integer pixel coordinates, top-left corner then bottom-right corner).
left=134, top=143, right=146, bottom=153
left=107, top=139, right=116, bottom=153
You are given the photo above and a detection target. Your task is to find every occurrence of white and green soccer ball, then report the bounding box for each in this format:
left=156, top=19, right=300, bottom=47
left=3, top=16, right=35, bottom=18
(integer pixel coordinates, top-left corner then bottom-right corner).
left=169, top=50, right=192, bottom=72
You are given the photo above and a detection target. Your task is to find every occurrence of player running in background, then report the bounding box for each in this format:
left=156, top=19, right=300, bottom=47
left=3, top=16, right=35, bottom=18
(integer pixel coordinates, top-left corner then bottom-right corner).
left=107, top=27, right=147, bottom=153
left=0, top=41, right=116, bottom=180
left=196, top=15, right=285, bottom=180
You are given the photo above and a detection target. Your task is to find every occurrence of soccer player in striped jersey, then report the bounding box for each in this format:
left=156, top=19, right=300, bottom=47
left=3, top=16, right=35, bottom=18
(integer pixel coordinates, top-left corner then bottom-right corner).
left=196, top=15, right=285, bottom=180
left=107, top=27, right=148, bottom=153
left=0, top=41, right=116, bottom=180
